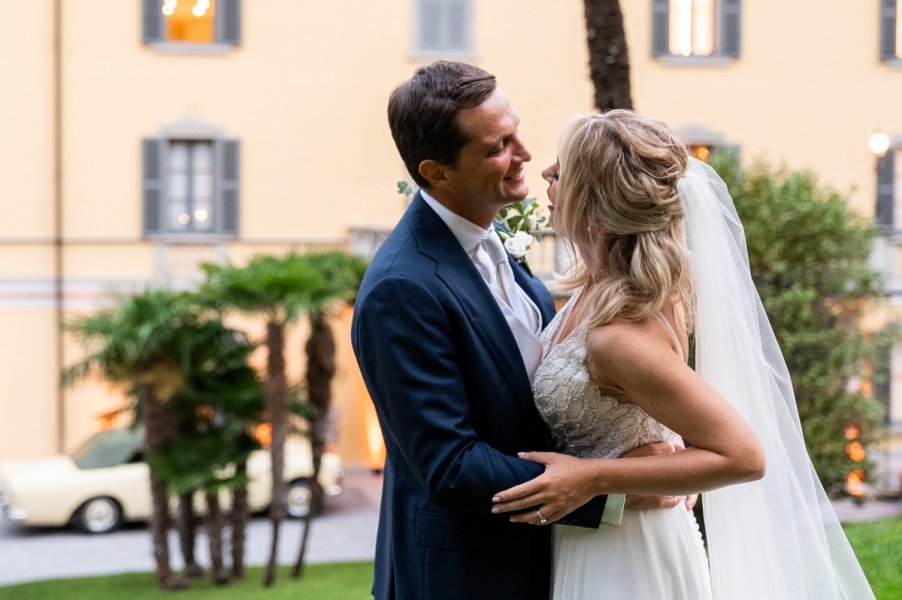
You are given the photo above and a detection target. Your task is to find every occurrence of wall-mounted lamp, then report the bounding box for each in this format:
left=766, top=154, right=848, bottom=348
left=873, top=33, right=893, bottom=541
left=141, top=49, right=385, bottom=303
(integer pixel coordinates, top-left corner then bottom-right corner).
left=869, top=131, right=891, bottom=158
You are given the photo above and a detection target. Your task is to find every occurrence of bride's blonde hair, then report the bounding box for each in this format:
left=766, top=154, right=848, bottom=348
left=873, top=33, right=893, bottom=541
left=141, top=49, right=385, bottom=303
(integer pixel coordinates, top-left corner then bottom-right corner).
left=555, top=110, right=694, bottom=330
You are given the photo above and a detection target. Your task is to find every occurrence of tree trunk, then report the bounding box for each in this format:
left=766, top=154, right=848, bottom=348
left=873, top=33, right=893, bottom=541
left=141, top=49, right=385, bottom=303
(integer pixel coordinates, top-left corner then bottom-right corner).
left=293, top=310, right=336, bottom=578
left=142, top=383, right=188, bottom=590
left=584, top=0, right=633, bottom=111
left=204, top=490, right=230, bottom=585
left=229, top=463, right=249, bottom=580
left=177, top=492, right=204, bottom=578
left=263, top=321, right=288, bottom=587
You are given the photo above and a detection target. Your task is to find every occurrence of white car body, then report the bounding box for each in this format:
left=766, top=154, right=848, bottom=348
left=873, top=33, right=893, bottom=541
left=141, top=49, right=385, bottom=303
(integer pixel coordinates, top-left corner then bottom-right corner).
left=0, top=428, right=342, bottom=532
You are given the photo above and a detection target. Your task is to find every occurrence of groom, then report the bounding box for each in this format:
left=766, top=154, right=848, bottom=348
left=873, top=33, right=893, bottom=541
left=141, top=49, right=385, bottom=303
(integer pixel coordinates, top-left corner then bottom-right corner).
left=352, top=62, right=660, bottom=600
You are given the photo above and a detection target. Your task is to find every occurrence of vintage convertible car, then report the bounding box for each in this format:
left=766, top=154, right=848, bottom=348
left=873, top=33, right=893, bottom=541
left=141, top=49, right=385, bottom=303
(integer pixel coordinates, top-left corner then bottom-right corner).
left=0, top=427, right=342, bottom=533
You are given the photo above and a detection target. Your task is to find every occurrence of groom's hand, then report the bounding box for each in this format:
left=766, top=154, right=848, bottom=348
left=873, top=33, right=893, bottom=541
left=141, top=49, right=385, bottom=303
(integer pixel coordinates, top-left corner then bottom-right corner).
left=622, top=442, right=684, bottom=511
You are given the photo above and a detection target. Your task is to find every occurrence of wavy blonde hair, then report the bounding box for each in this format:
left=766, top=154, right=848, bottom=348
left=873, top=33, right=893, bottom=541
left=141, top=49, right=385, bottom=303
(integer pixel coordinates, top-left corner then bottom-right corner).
left=555, top=110, right=694, bottom=330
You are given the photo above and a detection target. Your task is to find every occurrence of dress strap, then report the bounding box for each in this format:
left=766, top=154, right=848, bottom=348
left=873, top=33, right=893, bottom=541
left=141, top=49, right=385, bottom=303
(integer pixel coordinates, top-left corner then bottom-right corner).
left=653, top=312, right=685, bottom=362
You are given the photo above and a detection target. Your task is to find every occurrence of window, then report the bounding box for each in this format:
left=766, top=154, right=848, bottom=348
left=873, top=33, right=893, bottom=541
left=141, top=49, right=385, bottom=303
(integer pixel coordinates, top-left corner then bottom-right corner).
left=143, top=0, right=241, bottom=46
left=142, top=137, right=240, bottom=238
left=877, top=147, right=901, bottom=231
left=676, top=125, right=738, bottom=164
left=415, top=0, right=472, bottom=55
left=881, top=0, right=901, bottom=60
left=652, top=0, right=740, bottom=58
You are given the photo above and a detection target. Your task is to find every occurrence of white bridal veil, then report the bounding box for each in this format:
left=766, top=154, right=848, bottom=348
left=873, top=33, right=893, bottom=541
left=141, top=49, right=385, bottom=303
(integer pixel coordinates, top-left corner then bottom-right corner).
left=679, top=158, right=875, bottom=599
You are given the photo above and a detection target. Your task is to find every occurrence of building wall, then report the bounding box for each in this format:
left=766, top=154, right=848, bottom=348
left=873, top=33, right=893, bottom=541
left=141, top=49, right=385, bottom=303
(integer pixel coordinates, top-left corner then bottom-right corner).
left=1, top=1, right=900, bottom=469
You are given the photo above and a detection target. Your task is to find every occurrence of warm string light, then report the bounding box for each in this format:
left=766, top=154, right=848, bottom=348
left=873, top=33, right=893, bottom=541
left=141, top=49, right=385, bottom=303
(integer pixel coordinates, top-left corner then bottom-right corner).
left=844, top=425, right=866, bottom=497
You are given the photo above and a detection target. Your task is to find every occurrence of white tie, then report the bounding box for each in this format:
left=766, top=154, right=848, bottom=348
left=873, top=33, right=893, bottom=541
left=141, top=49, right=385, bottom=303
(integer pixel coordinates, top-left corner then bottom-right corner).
left=473, top=231, right=541, bottom=335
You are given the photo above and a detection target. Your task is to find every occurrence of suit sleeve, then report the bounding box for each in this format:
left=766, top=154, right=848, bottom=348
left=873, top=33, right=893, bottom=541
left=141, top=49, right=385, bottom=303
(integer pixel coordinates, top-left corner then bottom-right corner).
left=353, top=275, right=545, bottom=515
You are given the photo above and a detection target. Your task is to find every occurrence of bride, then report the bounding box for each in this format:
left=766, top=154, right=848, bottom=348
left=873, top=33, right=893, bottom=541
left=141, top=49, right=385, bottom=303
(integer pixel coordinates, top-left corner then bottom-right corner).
left=491, top=111, right=875, bottom=599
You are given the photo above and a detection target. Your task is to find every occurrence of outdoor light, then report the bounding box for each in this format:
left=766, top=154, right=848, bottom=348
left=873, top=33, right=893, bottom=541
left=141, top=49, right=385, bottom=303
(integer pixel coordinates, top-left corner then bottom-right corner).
left=868, top=131, right=890, bottom=158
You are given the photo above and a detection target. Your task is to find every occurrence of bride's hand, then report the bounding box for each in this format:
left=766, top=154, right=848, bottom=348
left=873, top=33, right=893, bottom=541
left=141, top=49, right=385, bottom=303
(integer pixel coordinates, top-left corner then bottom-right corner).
left=491, top=451, right=597, bottom=525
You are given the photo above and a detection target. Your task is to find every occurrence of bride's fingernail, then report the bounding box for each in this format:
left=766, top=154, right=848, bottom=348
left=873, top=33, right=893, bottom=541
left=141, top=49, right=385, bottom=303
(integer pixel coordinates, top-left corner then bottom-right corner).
left=491, top=507, right=499, bottom=514
left=492, top=496, right=500, bottom=503
left=517, top=452, right=526, bottom=457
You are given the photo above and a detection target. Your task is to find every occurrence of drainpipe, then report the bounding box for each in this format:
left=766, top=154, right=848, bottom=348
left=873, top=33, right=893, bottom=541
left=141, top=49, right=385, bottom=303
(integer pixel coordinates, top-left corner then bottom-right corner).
left=53, top=0, right=65, bottom=453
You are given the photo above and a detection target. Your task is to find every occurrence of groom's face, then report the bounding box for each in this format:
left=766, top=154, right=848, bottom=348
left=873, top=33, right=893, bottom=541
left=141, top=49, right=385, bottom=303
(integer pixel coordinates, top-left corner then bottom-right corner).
left=442, top=87, right=532, bottom=220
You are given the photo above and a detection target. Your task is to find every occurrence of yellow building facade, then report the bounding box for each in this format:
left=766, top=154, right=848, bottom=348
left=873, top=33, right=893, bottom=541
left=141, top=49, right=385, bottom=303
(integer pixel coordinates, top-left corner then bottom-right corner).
left=2, top=1, right=902, bottom=487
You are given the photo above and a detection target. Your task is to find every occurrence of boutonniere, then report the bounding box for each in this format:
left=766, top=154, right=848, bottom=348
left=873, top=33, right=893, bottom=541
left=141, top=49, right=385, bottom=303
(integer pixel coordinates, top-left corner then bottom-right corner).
left=495, top=198, right=549, bottom=272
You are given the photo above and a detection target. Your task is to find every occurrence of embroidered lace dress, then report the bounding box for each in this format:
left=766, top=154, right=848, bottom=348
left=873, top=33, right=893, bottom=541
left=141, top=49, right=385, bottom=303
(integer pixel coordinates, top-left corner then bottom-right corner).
left=533, top=293, right=712, bottom=600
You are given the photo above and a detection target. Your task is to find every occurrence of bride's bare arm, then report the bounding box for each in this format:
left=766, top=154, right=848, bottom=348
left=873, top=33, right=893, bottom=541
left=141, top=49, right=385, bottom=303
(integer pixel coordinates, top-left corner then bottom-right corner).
left=492, top=320, right=764, bottom=523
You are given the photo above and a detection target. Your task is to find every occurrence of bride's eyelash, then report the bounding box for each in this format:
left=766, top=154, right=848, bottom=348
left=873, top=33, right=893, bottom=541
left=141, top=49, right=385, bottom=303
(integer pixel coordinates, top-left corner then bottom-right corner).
left=552, top=169, right=560, bottom=181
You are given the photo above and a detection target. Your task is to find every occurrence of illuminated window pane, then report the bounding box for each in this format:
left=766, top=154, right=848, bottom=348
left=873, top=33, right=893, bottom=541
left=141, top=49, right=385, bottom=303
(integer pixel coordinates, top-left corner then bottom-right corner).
left=163, top=0, right=216, bottom=44
left=166, top=141, right=215, bottom=233
left=669, top=0, right=715, bottom=57
left=690, top=145, right=712, bottom=162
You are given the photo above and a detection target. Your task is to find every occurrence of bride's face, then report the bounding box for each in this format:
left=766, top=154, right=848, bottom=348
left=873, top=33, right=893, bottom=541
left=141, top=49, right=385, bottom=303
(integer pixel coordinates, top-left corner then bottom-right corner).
left=541, top=160, right=560, bottom=225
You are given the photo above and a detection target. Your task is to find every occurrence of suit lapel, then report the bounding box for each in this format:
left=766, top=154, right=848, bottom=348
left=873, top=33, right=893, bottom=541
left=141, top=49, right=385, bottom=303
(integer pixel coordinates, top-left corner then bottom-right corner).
left=408, top=194, right=536, bottom=407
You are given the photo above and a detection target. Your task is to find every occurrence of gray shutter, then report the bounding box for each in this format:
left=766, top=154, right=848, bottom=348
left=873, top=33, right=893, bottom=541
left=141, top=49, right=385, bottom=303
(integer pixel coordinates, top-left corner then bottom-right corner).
left=420, top=0, right=442, bottom=51
left=142, top=139, right=166, bottom=236
left=445, top=0, right=468, bottom=51
left=216, top=0, right=242, bottom=46
left=652, top=0, right=670, bottom=57
left=877, top=150, right=896, bottom=230
left=142, top=0, right=164, bottom=44
left=216, top=139, right=240, bottom=236
left=721, top=0, right=741, bottom=58
left=881, top=0, right=898, bottom=60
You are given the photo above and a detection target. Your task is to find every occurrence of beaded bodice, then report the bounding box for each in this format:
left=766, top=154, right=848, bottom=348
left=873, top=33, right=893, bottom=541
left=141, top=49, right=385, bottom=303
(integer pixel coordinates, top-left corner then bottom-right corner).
left=533, top=296, right=680, bottom=459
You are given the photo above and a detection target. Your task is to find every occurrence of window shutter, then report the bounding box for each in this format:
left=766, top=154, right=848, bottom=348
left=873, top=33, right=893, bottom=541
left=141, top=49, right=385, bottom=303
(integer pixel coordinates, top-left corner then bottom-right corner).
left=881, top=0, right=898, bottom=60
left=216, top=139, right=240, bottom=236
left=652, top=0, right=670, bottom=57
left=419, top=0, right=442, bottom=51
left=721, top=0, right=741, bottom=58
left=445, top=0, right=468, bottom=50
left=142, top=139, right=166, bottom=236
left=877, top=150, right=896, bottom=230
left=142, top=0, right=164, bottom=44
left=216, top=0, right=242, bottom=46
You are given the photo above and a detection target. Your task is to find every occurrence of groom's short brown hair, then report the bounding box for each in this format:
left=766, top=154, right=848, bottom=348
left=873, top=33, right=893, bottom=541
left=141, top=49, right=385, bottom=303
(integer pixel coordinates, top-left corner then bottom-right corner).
left=388, top=61, right=496, bottom=188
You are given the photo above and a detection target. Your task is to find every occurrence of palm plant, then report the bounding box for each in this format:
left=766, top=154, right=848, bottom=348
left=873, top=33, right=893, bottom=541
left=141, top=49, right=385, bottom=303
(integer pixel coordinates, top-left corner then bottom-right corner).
left=292, top=252, right=367, bottom=577
left=150, top=317, right=264, bottom=585
left=200, top=253, right=329, bottom=586
left=64, top=289, right=196, bottom=590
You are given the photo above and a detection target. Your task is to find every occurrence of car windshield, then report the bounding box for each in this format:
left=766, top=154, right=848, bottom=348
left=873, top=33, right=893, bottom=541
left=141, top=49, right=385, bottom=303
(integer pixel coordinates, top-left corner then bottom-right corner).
left=71, top=427, right=143, bottom=469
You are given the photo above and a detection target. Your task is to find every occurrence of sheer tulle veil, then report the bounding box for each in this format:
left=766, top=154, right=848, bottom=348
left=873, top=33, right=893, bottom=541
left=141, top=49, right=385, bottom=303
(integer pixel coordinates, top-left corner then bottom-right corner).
left=679, top=158, right=874, bottom=599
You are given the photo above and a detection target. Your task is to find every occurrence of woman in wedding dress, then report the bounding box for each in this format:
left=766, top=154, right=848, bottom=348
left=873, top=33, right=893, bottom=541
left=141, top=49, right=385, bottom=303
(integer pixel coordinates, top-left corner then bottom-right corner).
left=492, top=111, right=874, bottom=599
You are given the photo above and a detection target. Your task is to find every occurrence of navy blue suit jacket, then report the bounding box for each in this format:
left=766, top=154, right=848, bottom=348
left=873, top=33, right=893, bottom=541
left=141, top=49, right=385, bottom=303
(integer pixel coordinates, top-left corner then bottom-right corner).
left=352, top=193, right=604, bottom=600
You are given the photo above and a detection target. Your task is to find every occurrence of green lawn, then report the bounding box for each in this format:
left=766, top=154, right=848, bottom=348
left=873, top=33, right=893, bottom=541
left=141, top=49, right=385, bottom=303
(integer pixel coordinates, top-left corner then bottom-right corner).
left=843, top=517, right=902, bottom=600
left=0, top=518, right=899, bottom=599
left=0, top=563, right=374, bottom=600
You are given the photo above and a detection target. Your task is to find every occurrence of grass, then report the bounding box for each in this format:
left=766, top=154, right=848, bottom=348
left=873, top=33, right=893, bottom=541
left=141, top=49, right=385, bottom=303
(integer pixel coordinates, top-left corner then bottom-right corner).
left=843, top=517, right=902, bottom=600
left=0, top=519, right=899, bottom=599
left=0, top=563, right=374, bottom=600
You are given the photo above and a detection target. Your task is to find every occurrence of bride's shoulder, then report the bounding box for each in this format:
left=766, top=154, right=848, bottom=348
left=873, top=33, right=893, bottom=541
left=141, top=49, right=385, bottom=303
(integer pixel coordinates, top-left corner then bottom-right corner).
left=585, top=318, right=682, bottom=383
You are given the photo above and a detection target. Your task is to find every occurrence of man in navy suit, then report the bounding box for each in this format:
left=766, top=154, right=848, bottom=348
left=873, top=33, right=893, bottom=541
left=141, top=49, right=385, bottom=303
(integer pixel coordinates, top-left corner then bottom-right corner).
left=352, top=62, right=666, bottom=600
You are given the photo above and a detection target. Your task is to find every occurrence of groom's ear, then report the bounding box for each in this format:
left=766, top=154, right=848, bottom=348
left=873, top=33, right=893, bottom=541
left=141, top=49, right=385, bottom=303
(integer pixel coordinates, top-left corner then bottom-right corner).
left=418, top=160, right=448, bottom=187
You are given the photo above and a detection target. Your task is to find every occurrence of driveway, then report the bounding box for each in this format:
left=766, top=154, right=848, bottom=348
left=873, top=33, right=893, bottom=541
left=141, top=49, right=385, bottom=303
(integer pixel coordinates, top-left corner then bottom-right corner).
left=0, top=467, right=382, bottom=586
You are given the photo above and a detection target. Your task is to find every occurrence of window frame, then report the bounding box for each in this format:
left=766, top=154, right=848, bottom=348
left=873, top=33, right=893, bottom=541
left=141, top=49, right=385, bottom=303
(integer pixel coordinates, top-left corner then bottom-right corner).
left=652, top=0, right=741, bottom=63
left=142, top=119, right=240, bottom=242
left=142, top=0, right=241, bottom=52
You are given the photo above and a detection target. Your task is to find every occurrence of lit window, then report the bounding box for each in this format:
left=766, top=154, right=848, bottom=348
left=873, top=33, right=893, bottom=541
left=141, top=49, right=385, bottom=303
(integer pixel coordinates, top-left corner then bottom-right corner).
left=143, top=0, right=240, bottom=47
left=142, top=136, right=241, bottom=238
left=162, top=0, right=215, bottom=44
left=670, top=0, right=714, bottom=57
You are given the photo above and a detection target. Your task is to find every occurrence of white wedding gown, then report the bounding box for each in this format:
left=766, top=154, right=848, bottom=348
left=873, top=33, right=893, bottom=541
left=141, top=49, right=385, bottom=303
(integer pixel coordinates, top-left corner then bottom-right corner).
left=533, top=295, right=713, bottom=600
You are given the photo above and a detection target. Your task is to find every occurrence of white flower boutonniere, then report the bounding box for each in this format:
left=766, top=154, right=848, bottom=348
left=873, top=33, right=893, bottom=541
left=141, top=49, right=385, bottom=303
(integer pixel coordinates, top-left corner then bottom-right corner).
left=496, top=198, right=549, bottom=272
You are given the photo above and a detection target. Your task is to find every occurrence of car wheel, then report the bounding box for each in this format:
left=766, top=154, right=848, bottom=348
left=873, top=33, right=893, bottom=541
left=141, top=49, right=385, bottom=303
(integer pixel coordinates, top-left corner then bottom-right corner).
left=285, top=478, right=322, bottom=518
left=74, top=497, right=123, bottom=534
